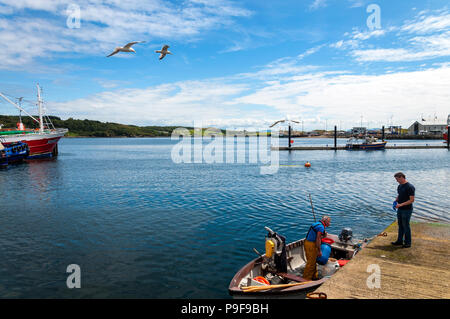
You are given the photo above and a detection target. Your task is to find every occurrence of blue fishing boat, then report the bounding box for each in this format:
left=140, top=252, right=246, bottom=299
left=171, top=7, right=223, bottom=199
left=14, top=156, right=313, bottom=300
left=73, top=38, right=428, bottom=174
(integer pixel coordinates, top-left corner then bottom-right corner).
left=345, top=136, right=387, bottom=150
left=0, top=141, right=29, bottom=167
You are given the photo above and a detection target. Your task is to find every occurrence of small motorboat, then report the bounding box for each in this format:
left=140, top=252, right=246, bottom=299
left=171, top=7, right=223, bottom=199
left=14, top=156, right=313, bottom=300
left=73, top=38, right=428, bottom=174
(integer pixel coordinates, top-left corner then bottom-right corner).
left=346, top=136, right=387, bottom=150
left=228, top=227, right=367, bottom=299
left=0, top=141, right=29, bottom=167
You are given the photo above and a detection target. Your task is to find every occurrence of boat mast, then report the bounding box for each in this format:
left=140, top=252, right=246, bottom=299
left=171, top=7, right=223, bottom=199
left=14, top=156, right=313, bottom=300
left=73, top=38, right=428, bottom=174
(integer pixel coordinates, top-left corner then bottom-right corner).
left=17, top=97, right=23, bottom=123
left=0, top=92, right=40, bottom=125
left=37, top=83, right=44, bottom=133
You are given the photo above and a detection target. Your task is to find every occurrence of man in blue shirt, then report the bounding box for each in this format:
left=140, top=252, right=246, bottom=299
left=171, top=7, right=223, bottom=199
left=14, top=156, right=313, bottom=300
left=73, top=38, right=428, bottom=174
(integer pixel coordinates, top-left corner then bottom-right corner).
left=392, top=172, right=415, bottom=248
left=303, top=216, right=331, bottom=280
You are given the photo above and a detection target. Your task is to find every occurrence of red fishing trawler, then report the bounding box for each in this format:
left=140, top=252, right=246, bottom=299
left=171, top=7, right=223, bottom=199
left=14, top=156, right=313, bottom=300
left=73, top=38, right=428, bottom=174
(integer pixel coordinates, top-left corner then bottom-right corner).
left=0, top=84, right=68, bottom=159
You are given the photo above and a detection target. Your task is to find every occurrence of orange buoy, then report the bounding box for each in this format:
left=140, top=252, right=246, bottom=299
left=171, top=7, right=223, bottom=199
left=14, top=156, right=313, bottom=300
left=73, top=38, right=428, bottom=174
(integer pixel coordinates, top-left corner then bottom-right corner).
left=304, top=162, right=311, bottom=167
left=253, top=276, right=270, bottom=285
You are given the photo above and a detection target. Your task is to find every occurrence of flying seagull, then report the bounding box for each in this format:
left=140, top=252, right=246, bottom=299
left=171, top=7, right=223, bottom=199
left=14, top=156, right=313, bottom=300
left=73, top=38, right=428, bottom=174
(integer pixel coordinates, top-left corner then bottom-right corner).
left=107, top=41, right=146, bottom=57
left=270, top=119, right=300, bottom=128
left=155, top=44, right=172, bottom=60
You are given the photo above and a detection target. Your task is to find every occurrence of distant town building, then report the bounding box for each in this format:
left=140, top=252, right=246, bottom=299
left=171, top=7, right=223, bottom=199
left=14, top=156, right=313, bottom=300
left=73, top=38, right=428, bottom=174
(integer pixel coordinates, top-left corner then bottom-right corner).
left=387, top=126, right=402, bottom=135
left=309, top=130, right=321, bottom=136
left=367, top=128, right=383, bottom=135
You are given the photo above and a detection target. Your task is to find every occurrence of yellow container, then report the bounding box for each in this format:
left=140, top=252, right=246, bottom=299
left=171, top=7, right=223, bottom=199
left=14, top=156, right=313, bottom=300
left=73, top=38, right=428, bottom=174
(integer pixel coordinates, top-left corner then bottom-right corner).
left=265, top=239, right=275, bottom=258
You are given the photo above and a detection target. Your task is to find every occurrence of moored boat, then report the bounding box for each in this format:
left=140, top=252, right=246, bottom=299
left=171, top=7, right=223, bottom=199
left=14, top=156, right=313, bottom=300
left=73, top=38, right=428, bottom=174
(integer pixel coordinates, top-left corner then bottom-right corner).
left=0, top=128, right=67, bottom=159
left=345, top=136, right=387, bottom=150
left=228, top=227, right=367, bottom=299
left=0, top=141, right=29, bottom=167
left=0, top=84, right=68, bottom=159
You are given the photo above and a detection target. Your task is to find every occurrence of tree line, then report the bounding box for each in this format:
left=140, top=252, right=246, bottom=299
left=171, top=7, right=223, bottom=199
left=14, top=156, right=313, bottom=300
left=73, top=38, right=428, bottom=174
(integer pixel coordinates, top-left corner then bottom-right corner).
left=0, top=115, right=190, bottom=137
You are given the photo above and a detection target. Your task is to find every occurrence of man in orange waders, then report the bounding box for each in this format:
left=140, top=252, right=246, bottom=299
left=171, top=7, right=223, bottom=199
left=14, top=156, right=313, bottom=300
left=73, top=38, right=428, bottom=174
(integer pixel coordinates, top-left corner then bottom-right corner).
left=303, top=216, right=331, bottom=280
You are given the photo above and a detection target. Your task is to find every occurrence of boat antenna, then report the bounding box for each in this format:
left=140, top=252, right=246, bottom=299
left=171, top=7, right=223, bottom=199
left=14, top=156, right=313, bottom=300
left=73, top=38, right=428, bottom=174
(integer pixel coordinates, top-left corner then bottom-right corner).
left=0, top=92, right=40, bottom=125
left=308, top=193, right=317, bottom=222
left=17, top=97, right=23, bottom=124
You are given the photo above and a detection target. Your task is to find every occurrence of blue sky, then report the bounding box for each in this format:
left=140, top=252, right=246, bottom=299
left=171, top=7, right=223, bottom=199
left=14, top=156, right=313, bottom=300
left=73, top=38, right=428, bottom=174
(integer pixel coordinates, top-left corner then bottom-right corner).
left=0, top=0, right=449, bottom=130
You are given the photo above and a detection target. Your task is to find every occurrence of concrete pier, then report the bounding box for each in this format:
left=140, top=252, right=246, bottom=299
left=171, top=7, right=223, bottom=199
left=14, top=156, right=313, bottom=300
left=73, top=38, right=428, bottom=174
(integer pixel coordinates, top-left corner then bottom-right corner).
left=313, top=221, right=450, bottom=299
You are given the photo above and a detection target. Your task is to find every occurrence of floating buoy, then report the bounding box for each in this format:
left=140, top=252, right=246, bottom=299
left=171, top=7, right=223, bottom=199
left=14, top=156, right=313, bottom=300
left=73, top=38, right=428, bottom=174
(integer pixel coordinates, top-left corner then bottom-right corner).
left=321, top=238, right=335, bottom=245
left=338, top=260, right=349, bottom=267
left=304, top=162, right=311, bottom=167
left=290, top=140, right=294, bottom=144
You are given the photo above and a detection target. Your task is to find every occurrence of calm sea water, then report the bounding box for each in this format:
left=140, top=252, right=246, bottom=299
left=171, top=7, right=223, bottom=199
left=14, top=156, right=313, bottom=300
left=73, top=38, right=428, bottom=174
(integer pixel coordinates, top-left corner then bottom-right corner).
left=0, top=137, right=449, bottom=298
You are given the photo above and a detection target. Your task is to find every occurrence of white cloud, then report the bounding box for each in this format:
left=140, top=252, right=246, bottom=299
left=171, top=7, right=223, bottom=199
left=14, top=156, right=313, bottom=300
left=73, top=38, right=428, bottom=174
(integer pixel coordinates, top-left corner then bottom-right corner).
left=347, top=0, right=366, bottom=8
left=401, top=10, right=450, bottom=34
left=352, top=30, right=450, bottom=62
left=231, top=65, right=450, bottom=128
left=47, top=59, right=450, bottom=129
left=48, top=79, right=257, bottom=127
left=352, top=29, right=386, bottom=40
left=297, top=45, right=324, bottom=59
left=333, top=10, right=450, bottom=63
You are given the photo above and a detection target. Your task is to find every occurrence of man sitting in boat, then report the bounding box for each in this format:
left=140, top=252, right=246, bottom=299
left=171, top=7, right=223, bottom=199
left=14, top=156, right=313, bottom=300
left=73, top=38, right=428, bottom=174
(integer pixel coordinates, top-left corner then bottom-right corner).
left=303, top=216, right=331, bottom=280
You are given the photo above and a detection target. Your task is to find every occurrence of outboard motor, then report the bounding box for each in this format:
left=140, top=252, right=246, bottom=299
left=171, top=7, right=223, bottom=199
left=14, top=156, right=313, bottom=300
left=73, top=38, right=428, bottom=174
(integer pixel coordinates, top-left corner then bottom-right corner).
left=262, top=227, right=287, bottom=274
left=339, top=227, right=353, bottom=242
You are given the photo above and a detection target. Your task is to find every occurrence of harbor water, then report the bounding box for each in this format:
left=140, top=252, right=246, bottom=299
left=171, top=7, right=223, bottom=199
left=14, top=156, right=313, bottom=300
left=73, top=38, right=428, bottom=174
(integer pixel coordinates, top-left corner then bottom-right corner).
left=0, top=137, right=448, bottom=298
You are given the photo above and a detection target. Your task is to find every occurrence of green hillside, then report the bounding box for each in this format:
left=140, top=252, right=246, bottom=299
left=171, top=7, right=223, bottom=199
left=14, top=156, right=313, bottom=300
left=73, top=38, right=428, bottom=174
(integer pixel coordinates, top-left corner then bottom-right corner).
left=0, top=115, right=189, bottom=137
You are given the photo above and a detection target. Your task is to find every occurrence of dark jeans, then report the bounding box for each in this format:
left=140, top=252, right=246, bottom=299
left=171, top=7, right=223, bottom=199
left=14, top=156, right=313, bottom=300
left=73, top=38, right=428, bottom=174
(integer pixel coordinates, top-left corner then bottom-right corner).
left=397, top=209, right=413, bottom=245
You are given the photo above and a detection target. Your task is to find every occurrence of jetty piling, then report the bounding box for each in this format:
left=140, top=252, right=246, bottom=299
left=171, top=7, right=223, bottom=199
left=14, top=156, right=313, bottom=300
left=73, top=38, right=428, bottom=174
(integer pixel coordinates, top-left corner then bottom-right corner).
left=334, top=126, right=337, bottom=150
left=288, top=125, right=292, bottom=150
left=447, top=126, right=449, bottom=150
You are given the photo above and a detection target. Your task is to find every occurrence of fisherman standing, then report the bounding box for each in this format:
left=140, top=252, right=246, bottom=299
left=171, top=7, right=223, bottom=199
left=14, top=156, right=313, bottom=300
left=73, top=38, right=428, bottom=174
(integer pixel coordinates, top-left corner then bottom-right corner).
left=392, top=172, right=415, bottom=248
left=303, top=216, right=331, bottom=280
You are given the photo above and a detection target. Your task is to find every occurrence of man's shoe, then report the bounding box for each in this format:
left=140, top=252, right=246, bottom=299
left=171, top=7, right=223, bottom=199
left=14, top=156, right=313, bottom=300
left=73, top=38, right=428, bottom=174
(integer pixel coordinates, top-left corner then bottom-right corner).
left=391, top=241, right=403, bottom=246
left=402, top=244, right=411, bottom=248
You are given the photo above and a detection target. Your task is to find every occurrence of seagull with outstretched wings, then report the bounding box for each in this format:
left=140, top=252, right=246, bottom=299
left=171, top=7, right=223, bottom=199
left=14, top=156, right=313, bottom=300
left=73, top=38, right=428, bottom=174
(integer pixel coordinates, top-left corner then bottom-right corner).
left=155, top=44, right=172, bottom=60
left=107, top=41, right=146, bottom=57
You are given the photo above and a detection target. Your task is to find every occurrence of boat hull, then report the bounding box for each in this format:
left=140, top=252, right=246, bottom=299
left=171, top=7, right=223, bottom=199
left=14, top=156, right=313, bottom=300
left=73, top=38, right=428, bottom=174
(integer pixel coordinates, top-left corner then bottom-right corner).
left=0, top=142, right=29, bottom=167
left=0, top=129, right=67, bottom=159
